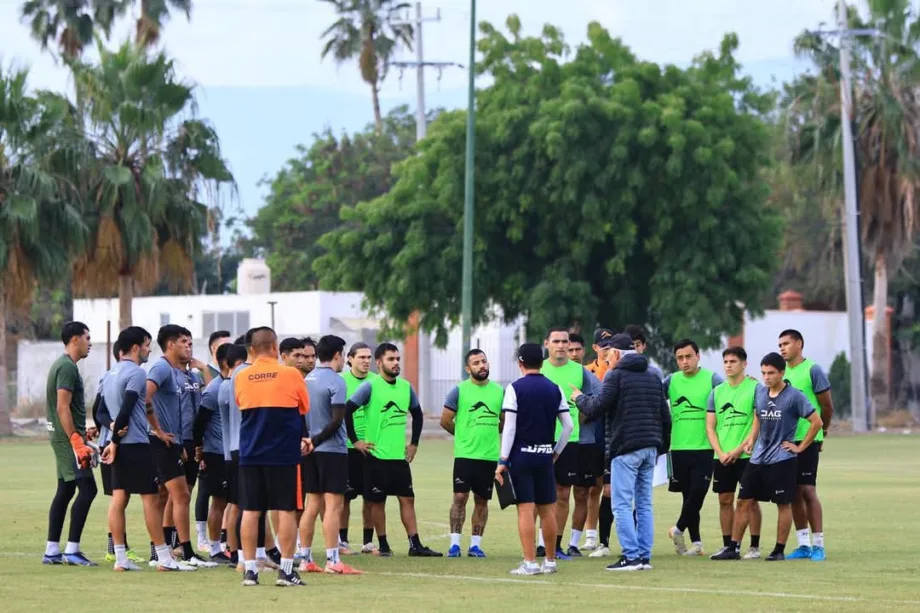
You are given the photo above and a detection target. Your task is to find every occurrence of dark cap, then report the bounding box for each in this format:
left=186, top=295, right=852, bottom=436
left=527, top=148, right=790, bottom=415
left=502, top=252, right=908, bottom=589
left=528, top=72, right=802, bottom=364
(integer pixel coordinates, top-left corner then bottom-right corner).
left=517, top=343, right=545, bottom=367
left=594, top=328, right=614, bottom=344
left=606, top=333, right=634, bottom=351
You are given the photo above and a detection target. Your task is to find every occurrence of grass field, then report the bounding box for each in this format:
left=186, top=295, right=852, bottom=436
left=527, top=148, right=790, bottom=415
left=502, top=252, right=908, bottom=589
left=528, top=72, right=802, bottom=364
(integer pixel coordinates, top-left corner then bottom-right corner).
left=1, top=436, right=919, bottom=613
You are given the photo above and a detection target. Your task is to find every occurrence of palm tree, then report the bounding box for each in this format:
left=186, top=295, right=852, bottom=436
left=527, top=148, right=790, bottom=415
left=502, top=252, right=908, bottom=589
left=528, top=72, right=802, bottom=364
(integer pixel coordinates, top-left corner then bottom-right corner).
left=791, top=0, right=920, bottom=415
left=0, top=65, right=87, bottom=434
left=21, top=0, right=125, bottom=59
left=68, top=42, right=234, bottom=330
left=319, top=0, right=414, bottom=133
left=134, top=0, right=192, bottom=48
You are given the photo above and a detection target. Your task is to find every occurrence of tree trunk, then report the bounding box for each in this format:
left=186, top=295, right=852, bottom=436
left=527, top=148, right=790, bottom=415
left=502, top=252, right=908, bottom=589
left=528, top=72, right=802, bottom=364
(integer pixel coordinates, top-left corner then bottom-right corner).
left=371, top=83, right=383, bottom=134
left=870, top=250, right=889, bottom=423
left=118, top=274, right=134, bottom=331
left=0, top=290, right=11, bottom=436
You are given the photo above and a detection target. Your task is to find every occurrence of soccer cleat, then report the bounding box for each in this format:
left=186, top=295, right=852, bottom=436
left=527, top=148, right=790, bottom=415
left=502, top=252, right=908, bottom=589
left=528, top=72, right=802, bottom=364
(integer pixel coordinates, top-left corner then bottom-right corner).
left=183, top=553, right=218, bottom=568
left=710, top=547, right=740, bottom=561
left=197, top=539, right=209, bottom=553
left=42, top=553, right=64, bottom=565
left=360, top=542, right=379, bottom=555
left=683, top=542, right=704, bottom=556
left=467, top=546, right=487, bottom=558
left=535, top=545, right=546, bottom=558
left=242, top=570, right=259, bottom=586
left=765, top=551, right=785, bottom=561
left=583, top=535, right=597, bottom=551
left=266, top=548, right=282, bottom=566
left=589, top=546, right=611, bottom=558
left=157, top=559, right=198, bottom=572
left=235, top=562, right=244, bottom=573
left=63, top=552, right=98, bottom=566
left=114, top=560, right=143, bottom=571
left=510, top=561, right=542, bottom=575
left=743, top=547, right=761, bottom=560
left=257, top=556, right=279, bottom=571
left=210, top=552, right=234, bottom=566
left=276, top=569, right=306, bottom=587
left=409, top=545, right=443, bottom=557
left=377, top=548, right=394, bottom=557
left=640, top=558, right=653, bottom=570
left=566, top=545, right=582, bottom=557
left=540, top=560, right=558, bottom=574
left=105, top=553, right=116, bottom=562
left=338, top=543, right=358, bottom=556
left=298, top=560, right=323, bottom=573
left=810, top=546, right=826, bottom=562
left=126, top=550, right=145, bottom=564
left=668, top=527, right=687, bottom=555
left=606, top=556, right=642, bottom=571
left=447, top=545, right=462, bottom=558
left=149, top=560, right=160, bottom=568
left=786, top=545, right=812, bottom=560
left=554, top=548, right=572, bottom=561
left=324, top=561, right=362, bottom=575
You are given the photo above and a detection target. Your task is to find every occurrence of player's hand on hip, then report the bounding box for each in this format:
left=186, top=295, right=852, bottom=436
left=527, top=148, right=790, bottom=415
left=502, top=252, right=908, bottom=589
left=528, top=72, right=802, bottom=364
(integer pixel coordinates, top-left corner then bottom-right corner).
left=406, top=444, right=418, bottom=463
left=354, top=441, right=374, bottom=456
left=781, top=440, right=801, bottom=454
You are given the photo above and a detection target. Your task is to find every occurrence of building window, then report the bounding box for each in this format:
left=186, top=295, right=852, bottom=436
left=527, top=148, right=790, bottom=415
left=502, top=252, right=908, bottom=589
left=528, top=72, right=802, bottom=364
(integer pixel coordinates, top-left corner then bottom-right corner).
left=160, top=313, right=170, bottom=326
left=202, top=311, right=251, bottom=338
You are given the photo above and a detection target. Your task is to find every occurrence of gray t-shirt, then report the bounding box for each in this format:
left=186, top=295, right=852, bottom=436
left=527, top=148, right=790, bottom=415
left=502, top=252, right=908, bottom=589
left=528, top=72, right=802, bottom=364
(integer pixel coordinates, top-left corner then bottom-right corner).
left=97, top=370, right=112, bottom=447
left=147, top=357, right=182, bottom=439
left=104, top=360, right=149, bottom=445
left=305, top=366, right=348, bottom=454
left=751, top=383, right=815, bottom=465
left=200, top=376, right=223, bottom=455
left=575, top=368, right=601, bottom=444
left=179, top=368, right=203, bottom=442
left=227, top=362, right=251, bottom=453
left=217, top=377, right=233, bottom=461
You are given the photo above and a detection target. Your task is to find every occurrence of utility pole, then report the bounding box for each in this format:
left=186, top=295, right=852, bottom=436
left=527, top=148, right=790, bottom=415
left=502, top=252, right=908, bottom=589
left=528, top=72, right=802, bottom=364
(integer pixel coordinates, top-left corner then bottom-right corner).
left=267, top=301, right=277, bottom=331
left=460, top=0, right=476, bottom=379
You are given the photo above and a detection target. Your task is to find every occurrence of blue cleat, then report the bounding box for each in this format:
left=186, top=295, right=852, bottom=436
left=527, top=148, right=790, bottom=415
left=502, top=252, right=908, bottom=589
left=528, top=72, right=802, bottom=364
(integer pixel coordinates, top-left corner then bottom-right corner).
left=447, top=545, right=462, bottom=558
left=810, top=546, right=826, bottom=562
left=554, top=549, right=572, bottom=561
left=786, top=545, right=812, bottom=560
left=467, top=546, right=486, bottom=558
left=42, top=553, right=64, bottom=565
left=63, top=552, right=98, bottom=566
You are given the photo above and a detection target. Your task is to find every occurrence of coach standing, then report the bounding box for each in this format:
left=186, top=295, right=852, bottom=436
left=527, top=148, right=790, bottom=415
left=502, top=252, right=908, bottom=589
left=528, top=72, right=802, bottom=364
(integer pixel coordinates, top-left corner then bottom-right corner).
left=573, top=333, right=671, bottom=572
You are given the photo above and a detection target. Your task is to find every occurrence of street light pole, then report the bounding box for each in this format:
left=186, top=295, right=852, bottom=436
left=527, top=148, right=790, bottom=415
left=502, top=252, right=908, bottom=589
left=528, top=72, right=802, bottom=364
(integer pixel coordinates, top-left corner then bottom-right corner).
left=460, top=0, right=476, bottom=379
left=268, top=301, right=277, bottom=331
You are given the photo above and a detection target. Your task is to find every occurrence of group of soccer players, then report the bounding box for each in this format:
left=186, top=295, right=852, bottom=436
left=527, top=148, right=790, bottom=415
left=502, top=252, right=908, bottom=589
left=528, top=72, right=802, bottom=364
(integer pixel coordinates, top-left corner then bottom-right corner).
left=42, top=317, right=833, bottom=584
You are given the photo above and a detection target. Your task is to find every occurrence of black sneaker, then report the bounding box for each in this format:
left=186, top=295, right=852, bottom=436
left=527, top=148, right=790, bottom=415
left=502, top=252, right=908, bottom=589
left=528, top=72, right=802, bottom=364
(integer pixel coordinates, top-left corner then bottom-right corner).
left=276, top=569, right=306, bottom=587
left=765, top=551, right=785, bottom=561
left=536, top=545, right=546, bottom=557
left=566, top=545, right=583, bottom=557
left=710, top=547, right=741, bottom=561
left=408, top=545, right=443, bottom=557
left=605, top=556, right=642, bottom=571
left=210, top=552, right=234, bottom=566
left=266, top=547, right=282, bottom=566
left=640, top=558, right=653, bottom=570
left=242, top=570, right=259, bottom=586
left=377, top=548, right=394, bottom=557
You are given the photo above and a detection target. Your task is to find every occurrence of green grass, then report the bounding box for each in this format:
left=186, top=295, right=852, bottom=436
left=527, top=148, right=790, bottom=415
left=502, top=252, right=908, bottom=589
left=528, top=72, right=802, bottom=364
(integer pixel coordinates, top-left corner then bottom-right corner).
left=1, top=436, right=919, bottom=612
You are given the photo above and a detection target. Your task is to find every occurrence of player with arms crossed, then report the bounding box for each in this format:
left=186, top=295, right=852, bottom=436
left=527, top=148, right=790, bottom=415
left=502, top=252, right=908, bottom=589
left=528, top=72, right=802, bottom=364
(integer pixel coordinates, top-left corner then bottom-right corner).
left=440, top=349, right=503, bottom=558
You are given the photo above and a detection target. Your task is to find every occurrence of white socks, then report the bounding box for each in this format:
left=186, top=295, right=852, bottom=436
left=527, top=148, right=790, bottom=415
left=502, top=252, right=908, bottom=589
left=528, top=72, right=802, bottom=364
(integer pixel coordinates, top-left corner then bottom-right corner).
left=450, top=533, right=461, bottom=547
left=569, top=530, right=583, bottom=549
left=585, top=529, right=597, bottom=540
left=244, top=559, right=258, bottom=573
left=64, top=541, right=80, bottom=554
left=796, top=528, right=811, bottom=548
left=155, top=544, right=173, bottom=562
left=209, top=540, right=222, bottom=556
left=114, top=545, right=128, bottom=565
left=196, top=522, right=207, bottom=541
left=256, top=546, right=266, bottom=559
left=300, top=547, right=312, bottom=562
left=45, top=542, right=60, bottom=556
left=281, top=558, right=294, bottom=574
left=812, top=532, right=824, bottom=548
left=470, top=535, right=482, bottom=549
left=537, top=532, right=545, bottom=548
left=326, top=547, right=339, bottom=564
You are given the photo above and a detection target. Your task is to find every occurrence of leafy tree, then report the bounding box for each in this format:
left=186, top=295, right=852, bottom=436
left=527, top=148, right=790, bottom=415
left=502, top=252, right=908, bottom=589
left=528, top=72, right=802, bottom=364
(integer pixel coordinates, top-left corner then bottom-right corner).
left=246, top=106, right=417, bottom=291
left=315, top=17, right=781, bottom=350
left=68, top=42, right=234, bottom=330
left=319, top=0, right=414, bottom=132
left=134, top=0, right=192, bottom=47
left=0, top=66, right=86, bottom=434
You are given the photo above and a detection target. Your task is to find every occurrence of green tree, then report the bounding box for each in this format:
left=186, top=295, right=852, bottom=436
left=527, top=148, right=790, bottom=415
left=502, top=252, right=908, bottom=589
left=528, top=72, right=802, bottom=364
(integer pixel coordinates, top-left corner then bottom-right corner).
left=246, top=106, right=417, bottom=291
left=319, top=0, right=414, bottom=133
left=68, top=42, right=234, bottom=330
left=315, top=17, right=781, bottom=349
left=0, top=65, right=86, bottom=434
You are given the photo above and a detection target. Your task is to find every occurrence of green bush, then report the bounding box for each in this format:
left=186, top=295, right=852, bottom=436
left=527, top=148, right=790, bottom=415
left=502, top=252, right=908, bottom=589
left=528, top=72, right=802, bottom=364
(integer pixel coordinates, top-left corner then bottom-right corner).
left=828, top=352, right=852, bottom=419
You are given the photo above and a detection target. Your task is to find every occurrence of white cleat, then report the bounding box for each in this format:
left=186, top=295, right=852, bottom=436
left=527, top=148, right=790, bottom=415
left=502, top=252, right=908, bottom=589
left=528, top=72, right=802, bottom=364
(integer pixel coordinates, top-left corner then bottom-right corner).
left=360, top=542, right=379, bottom=555
left=183, top=555, right=219, bottom=568
left=589, top=546, right=611, bottom=558
left=113, top=560, right=143, bottom=571
left=743, top=547, right=761, bottom=560
left=157, top=559, right=198, bottom=572
left=668, top=527, right=688, bottom=555
left=510, top=561, right=542, bottom=575
left=683, top=542, right=704, bottom=557
left=540, top=560, right=558, bottom=574
left=148, top=559, right=159, bottom=568
left=582, top=535, right=597, bottom=551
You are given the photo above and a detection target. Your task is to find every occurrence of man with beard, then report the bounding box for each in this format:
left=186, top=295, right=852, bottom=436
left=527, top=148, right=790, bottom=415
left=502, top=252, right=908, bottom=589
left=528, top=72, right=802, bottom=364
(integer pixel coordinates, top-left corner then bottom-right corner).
left=345, top=343, right=442, bottom=557
left=440, top=349, right=504, bottom=558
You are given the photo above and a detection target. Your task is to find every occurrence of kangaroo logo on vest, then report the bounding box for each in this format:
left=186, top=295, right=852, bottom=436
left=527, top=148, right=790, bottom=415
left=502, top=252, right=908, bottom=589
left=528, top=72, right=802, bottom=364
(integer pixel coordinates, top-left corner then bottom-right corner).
left=381, top=400, right=407, bottom=426
left=469, top=400, right=499, bottom=420
left=674, top=396, right=706, bottom=420
left=718, top=402, right=749, bottom=421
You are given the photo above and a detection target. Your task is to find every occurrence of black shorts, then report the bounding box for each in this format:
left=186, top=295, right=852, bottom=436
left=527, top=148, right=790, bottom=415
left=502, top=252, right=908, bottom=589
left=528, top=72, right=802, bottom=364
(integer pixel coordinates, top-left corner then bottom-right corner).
left=580, top=444, right=605, bottom=485
left=227, top=451, right=240, bottom=505
left=795, top=441, right=821, bottom=486
left=302, top=452, right=349, bottom=495
left=112, top=443, right=159, bottom=495
left=101, top=462, right=113, bottom=496
left=239, top=464, right=302, bottom=512
left=453, top=458, right=496, bottom=500
left=554, top=443, right=580, bottom=486
left=149, top=437, right=185, bottom=484
left=739, top=458, right=797, bottom=505
left=363, top=456, right=414, bottom=502
left=668, top=450, right=714, bottom=493
left=346, top=449, right=364, bottom=501
left=182, top=441, right=198, bottom=489
left=712, top=458, right=750, bottom=494
left=509, top=450, right=556, bottom=506
left=200, top=453, right=228, bottom=499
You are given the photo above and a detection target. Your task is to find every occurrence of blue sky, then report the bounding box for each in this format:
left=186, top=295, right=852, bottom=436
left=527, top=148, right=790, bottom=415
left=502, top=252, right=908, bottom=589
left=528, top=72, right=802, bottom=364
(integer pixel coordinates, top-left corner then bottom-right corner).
left=2, top=0, right=838, bottom=223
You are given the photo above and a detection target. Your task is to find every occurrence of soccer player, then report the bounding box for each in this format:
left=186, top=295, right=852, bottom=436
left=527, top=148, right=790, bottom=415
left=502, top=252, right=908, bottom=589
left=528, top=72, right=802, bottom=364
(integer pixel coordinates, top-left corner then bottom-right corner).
left=235, top=327, right=310, bottom=587
left=345, top=343, right=442, bottom=557
left=280, top=337, right=307, bottom=371
left=218, top=341, right=249, bottom=567
left=301, top=337, right=317, bottom=376
left=495, top=343, right=574, bottom=576
left=206, top=330, right=232, bottom=380
left=705, top=347, right=762, bottom=560
left=584, top=328, right=614, bottom=555
left=101, top=326, right=193, bottom=572
left=625, top=324, right=664, bottom=380
left=567, top=333, right=586, bottom=364
left=43, top=321, right=98, bottom=566
left=341, top=342, right=378, bottom=554
left=539, top=327, right=598, bottom=559
left=178, top=355, right=206, bottom=546
left=712, top=352, right=822, bottom=561
left=146, top=325, right=215, bottom=567
left=298, top=335, right=362, bottom=575
left=440, top=349, right=503, bottom=558
left=664, top=338, right=724, bottom=556
left=778, top=329, right=834, bottom=561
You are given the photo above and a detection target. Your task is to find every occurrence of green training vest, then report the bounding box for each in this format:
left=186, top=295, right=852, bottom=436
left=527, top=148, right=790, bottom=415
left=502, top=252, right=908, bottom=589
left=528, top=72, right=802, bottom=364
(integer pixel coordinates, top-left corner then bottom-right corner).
left=342, top=370, right=377, bottom=448
left=364, top=376, right=411, bottom=460
left=784, top=358, right=825, bottom=442
left=668, top=368, right=716, bottom=451
left=541, top=360, right=583, bottom=442
left=454, top=379, right=504, bottom=461
left=711, top=378, right=757, bottom=459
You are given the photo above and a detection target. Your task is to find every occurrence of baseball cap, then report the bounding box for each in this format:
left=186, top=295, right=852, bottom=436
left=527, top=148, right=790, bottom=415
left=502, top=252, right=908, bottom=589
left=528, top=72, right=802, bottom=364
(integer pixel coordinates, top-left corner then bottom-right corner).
left=608, top=333, right=634, bottom=351
left=517, top=343, right=545, bottom=367
left=594, top=328, right=614, bottom=345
